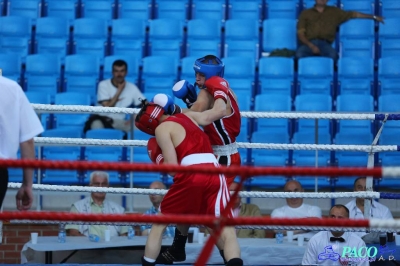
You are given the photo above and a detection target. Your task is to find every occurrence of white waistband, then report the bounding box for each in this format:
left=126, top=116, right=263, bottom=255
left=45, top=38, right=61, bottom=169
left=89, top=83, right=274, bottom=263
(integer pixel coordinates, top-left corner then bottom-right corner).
left=211, top=142, right=238, bottom=156
left=181, top=153, right=218, bottom=166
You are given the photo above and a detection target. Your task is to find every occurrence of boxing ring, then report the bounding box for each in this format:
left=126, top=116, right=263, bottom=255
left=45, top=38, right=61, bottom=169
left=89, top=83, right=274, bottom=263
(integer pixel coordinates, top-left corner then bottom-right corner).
left=2, top=104, right=400, bottom=265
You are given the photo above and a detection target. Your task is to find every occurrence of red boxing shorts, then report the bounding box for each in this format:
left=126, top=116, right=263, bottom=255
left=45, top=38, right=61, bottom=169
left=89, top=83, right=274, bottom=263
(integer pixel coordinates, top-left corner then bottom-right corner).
left=216, top=152, right=241, bottom=186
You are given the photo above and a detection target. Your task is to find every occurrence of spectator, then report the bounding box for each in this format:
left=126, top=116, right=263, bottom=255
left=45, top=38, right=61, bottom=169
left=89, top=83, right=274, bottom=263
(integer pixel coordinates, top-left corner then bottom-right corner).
left=66, top=171, right=128, bottom=238
left=230, top=182, right=264, bottom=238
left=296, top=0, right=384, bottom=61
left=302, top=204, right=368, bottom=266
left=345, top=177, right=393, bottom=242
left=140, top=181, right=175, bottom=238
left=86, top=59, right=145, bottom=133
left=0, top=76, right=44, bottom=210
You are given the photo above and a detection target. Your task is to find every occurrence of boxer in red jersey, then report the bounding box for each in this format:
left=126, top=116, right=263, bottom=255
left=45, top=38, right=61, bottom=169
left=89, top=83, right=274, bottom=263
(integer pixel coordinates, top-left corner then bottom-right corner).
left=135, top=101, right=243, bottom=266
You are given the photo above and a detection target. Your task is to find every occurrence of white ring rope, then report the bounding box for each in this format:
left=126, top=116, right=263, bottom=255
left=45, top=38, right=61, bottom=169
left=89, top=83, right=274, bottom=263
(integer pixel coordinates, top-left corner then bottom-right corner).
left=33, top=137, right=399, bottom=153
left=32, top=104, right=399, bottom=120
left=7, top=183, right=381, bottom=199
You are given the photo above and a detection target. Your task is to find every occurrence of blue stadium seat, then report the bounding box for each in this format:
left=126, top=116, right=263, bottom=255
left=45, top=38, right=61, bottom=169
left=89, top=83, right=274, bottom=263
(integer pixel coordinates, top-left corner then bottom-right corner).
left=72, top=18, right=108, bottom=58
left=336, top=94, right=374, bottom=134
left=44, top=0, right=78, bottom=21
left=262, top=19, right=297, bottom=53
left=191, top=0, right=226, bottom=21
left=35, top=17, right=70, bottom=57
left=110, top=19, right=146, bottom=58
left=235, top=91, right=251, bottom=111
left=141, top=56, right=178, bottom=96
left=378, top=94, right=400, bottom=134
left=154, top=0, right=189, bottom=21
left=334, top=132, right=373, bottom=167
left=378, top=57, right=400, bottom=95
left=180, top=56, right=198, bottom=82
left=0, top=53, right=22, bottom=82
left=81, top=0, right=115, bottom=20
left=339, top=20, right=375, bottom=59
left=186, top=19, right=222, bottom=58
left=254, top=94, right=292, bottom=133
left=379, top=132, right=400, bottom=166
left=378, top=18, right=400, bottom=58
left=341, top=0, right=375, bottom=14
left=103, top=55, right=140, bottom=85
left=8, top=150, right=39, bottom=183
left=117, top=0, right=152, bottom=20
left=64, top=54, right=101, bottom=103
left=303, top=0, right=316, bottom=9
left=7, top=0, right=41, bottom=24
left=25, top=91, right=52, bottom=129
left=379, top=0, right=400, bottom=18
left=297, top=57, right=334, bottom=95
left=295, top=94, right=332, bottom=134
left=0, top=16, right=32, bottom=60
left=258, top=57, right=294, bottom=96
left=338, top=57, right=374, bottom=95
left=224, top=19, right=260, bottom=61
left=222, top=56, right=256, bottom=94
left=228, top=0, right=263, bottom=21
left=24, top=54, right=61, bottom=102
left=53, top=92, right=91, bottom=131
left=264, top=0, right=299, bottom=19
left=148, top=19, right=184, bottom=58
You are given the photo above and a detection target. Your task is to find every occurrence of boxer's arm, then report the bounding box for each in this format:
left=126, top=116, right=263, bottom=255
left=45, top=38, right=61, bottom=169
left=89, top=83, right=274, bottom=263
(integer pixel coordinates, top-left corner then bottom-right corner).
left=155, top=123, right=178, bottom=176
left=189, top=89, right=213, bottom=112
left=186, top=98, right=226, bottom=126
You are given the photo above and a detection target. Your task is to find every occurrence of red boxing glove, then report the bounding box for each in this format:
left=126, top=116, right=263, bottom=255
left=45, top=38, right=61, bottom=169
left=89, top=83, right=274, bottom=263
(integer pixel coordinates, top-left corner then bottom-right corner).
left=204, top=76, right=229, bottom=103
left=147, top=137, right=164, bottom=165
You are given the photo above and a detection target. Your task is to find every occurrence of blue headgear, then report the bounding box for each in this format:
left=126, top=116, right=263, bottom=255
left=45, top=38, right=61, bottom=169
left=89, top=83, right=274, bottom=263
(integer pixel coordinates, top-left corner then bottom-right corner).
left=193, top=55, right=225, bottom=80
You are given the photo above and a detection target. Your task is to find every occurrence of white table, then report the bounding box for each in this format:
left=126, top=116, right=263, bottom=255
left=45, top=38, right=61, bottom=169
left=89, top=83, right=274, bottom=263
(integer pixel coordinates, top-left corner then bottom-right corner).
left=21, top=236, right=307, bottom=265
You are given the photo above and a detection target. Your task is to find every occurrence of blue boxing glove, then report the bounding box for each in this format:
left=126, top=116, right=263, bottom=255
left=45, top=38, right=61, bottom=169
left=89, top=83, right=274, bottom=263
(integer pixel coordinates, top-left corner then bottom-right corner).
left=172, top=80, right=197, bottom=108
left=152, top=94, right=181, bottom=115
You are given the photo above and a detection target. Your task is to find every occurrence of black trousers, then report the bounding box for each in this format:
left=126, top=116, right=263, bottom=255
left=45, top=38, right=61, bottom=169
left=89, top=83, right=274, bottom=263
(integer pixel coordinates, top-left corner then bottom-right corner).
left=0, top=168, right=9, bottom=209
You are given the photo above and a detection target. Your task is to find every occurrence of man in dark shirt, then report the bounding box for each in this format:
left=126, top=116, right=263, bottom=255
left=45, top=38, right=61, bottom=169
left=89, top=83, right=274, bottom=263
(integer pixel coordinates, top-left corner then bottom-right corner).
left=296, top=0, right=384, bottom=61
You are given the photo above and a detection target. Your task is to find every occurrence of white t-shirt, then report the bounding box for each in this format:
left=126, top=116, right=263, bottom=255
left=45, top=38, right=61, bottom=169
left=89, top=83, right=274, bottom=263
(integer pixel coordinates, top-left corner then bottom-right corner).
left=97, top=79, right=145, bottom=121
left=271, top=203, right=322, bottom=218
left=0, top=76, right=44, bottom=159
left=302, top=231, right=368, bottom=266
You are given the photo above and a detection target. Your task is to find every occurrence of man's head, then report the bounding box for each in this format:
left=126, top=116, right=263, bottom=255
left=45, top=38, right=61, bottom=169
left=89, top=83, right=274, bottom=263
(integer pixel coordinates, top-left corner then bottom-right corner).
left=353, top=177, right=368, bottom=192
left=193, top=55, right=224, bottom=88
left=229, top=182, right=242, bottom=209
left=284, top=180, right=304, bottom=208
left=112, top=60, right=128, bottom=84
left=149, top=181, right=166, bottom=209
left=89, top=171, right=109, bottom=201
left=315, top=0, right=328, bottom=8
left=135, top=100, right=167, bottom=136
left=329, top=204, right=350, bottom=236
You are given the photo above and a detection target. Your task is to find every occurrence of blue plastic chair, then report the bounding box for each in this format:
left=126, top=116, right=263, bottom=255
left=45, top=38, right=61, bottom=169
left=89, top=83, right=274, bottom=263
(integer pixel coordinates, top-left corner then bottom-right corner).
left=81, top=0, right=115, bottom=20
left=141, top=56, right=178, bottom=96
left=44, top=0, right=78, bottom=21
left=378, top=94, right=400, bottom=135
left=379, top=0, right=400, bottom=18
left=265, top=0, right=299, bottom=19
left=191, top=0, right=226, bottom=21
left=72, top=18, right=108, bottom=58
left=341, top=0, right=375, bottom=14
left=339, top=20, right=375, bottom=59
left=222, top=56, right=256, bottom=94
left=117, top=0, right=153, bottom=20
left=0, top=53, right=22, bottom=82
left=298, top=57, right=334, bottom=95
left=111, top=19, right=146, bottom=58
left=148, top=19, right=184, bottom=58
left=64, top=54, right=101, bottom=103
left=25, top=91, right=52, bottom=129
left=103, top=55, right=140, bottom=85
left=302, top=0, right=316, bottom=9
left=258, top=57, right=294, bottom=96
left=7, top=0, right=41, bottom=24
left=224, top=19, right=260, bottom=61
left=154, top=0, right=189, bottom=21
left=180, top=56, right=199, bottom=82
left=335, top=132, right=373, bottom=167
left=228, top=0, right=263, bottom=21
left=262, top=19, right=297, bottom=53
left=186, top=19, right=222, bottom=57
left=378, top=18, right=400, bottom=58
left=35, top=17, right=70, bottom=57
left=0, top=16, right=32, bottom=60
left=378, top=57, right=400, bottom=95
left=338, top=57, right=374, bottom=95
left=379, top=132, right=400, bottom=166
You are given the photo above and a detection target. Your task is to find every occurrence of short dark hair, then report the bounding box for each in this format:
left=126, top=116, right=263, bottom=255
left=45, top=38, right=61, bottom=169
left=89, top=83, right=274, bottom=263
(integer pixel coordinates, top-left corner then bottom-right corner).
left=354, top=176, right=366, bottom=187
left=112, top=59, right=128, bottom=70
left=330, top=204, right=350, bottom=217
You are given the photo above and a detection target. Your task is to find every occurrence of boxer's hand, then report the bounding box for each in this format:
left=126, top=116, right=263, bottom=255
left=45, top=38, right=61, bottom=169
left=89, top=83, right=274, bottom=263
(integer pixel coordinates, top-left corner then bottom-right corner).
left=147, top=137, right=164, bottom=165
left=152, top=94, right=181, bottom=115
left=172, top=80, right=197, bottom=108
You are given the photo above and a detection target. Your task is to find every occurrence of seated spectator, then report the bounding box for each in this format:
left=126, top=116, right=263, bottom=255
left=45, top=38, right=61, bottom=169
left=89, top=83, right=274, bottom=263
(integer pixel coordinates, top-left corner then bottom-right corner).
left=345, top=177, right=393, bottom=242
left=66, top=171, right=128, bottom=238
left=85, top=59, right=145, bottom=133
left=230, top=182, right=265, bottom=238
left=302, top=204, right=368, bottom=266
left=296, top=0, right=384, bottom=61
left=140, top=181, right=175, bottom=238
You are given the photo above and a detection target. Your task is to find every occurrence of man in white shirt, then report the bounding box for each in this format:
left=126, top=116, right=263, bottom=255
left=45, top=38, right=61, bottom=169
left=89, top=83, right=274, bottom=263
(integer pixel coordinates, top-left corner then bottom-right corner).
left=90, top=59, right=145, bottom=133
left=345, top=177, right=393, bottom=240
left=0, top=76, right=44, bottom=210
left=302, top=204, right=369, bottom=266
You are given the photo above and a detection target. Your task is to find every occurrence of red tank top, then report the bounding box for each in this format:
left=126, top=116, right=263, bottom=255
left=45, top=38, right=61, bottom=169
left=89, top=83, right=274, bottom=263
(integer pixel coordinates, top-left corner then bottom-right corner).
left=203, top=90, right=241, bottom=145
left=164, top=113, right=214, bottom=163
